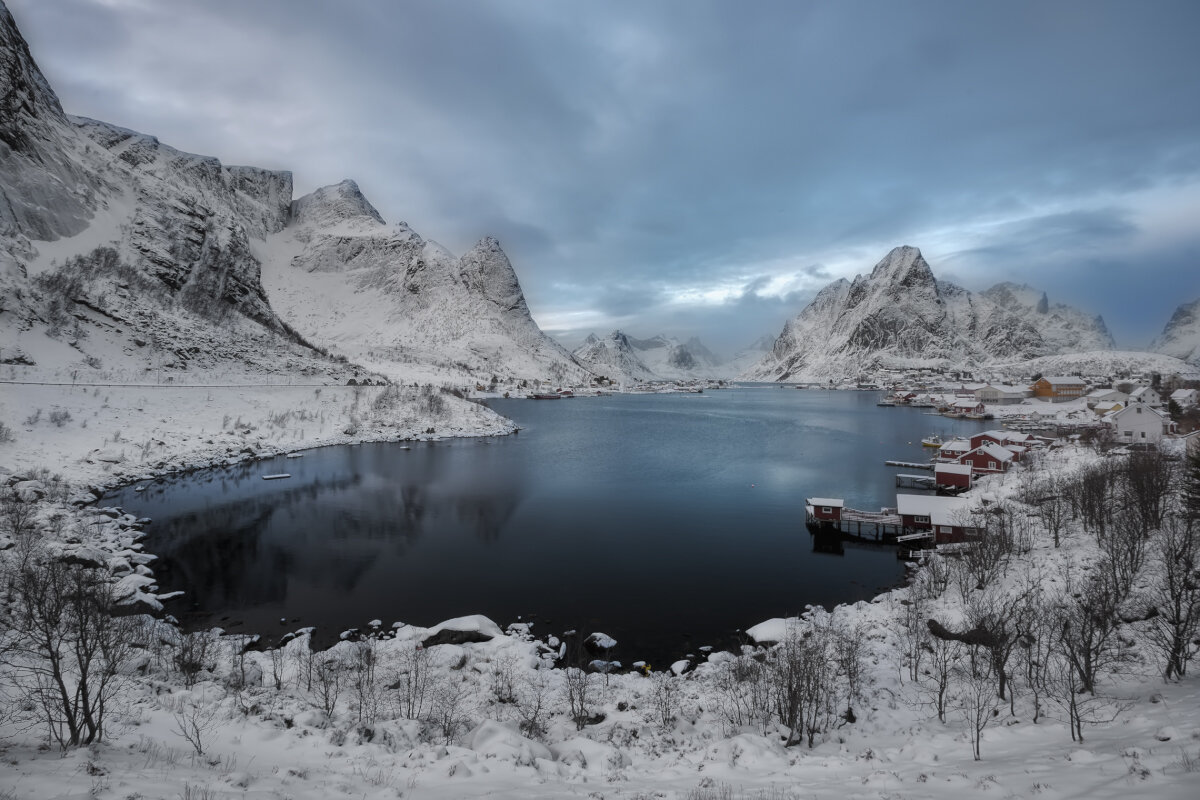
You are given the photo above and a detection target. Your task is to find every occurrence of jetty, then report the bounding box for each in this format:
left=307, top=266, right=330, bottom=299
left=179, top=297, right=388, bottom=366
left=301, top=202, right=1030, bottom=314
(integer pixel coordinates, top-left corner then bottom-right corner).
left=885, top=459, right=934, bottom=471
left=805, top=498, right=904, bottom=540
left=895, top=473, right=936, bottom=489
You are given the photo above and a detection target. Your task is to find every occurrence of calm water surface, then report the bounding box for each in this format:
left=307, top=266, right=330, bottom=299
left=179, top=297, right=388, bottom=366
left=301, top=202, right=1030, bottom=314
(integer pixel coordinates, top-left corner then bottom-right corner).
left=107, top=388, right=989, bottom=663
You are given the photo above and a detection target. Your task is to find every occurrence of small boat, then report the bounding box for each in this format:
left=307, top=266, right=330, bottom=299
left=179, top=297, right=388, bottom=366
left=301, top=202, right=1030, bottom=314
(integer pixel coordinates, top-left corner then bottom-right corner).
left=920, top=434, right=944, bottom=448
left=528, top=393, right=562, bottom=400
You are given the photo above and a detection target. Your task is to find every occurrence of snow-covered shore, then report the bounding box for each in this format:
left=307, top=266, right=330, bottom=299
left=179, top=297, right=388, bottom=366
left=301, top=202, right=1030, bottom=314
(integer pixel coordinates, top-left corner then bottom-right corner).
left=2, top=390, right=1199, bottom=799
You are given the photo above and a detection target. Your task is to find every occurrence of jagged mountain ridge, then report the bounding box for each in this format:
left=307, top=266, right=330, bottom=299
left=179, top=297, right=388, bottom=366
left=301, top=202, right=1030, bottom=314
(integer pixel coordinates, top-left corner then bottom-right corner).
left=1151, top=298, right=1200, bottom=365
left=570, top=330, right=727, bottom=382
left=0, top=2, right=580, bottom=383
left=258, top=180, right=588, bottom=383
left=744, top=246, right=1115, bottom=382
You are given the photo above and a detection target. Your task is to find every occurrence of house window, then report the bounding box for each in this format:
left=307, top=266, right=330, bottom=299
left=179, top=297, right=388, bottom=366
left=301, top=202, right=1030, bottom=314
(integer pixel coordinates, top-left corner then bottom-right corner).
left=821, top=506, right=832, bottom=514
left=914, top=515, right=930, bottom=524
left=1140, top=431, right=1146, bottom=439
left=989, top=461, right=997, bottom=469
left=941, top=526, right=952, bottom=533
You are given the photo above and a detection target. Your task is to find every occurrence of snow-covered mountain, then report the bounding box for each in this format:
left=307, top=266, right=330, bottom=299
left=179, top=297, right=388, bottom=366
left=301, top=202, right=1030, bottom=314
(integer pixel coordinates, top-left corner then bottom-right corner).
left=979, top=282, right=1114, bottom=353
left=743, top=246, right=1115, bottom=382
left=1151, top=298, right=1200, bottom=365
left=571, top=331, right=657, bottom=383
left=257, top=180, right=586, bottom=384
left=0, top=3, right=580, bottom=385
left=571, top=331, right=726, bottom=382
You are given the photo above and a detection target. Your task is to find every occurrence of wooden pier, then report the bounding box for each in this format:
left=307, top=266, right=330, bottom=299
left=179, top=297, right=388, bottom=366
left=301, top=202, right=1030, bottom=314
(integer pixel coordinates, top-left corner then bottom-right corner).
left=895, top=473, right=936, bottom=489
left=805, top=499, right=905, bottom=540
left=885, top=459, right=934, bottom=471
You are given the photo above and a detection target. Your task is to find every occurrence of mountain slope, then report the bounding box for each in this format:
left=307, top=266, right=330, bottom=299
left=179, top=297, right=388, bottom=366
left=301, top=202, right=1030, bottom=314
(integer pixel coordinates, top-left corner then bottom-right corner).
left=1151, top=298, right=1200, bottom=365
left=744, top=246, right=1115, bottom=382
left=258, top=180, right=588, bottom=384
left=0, top=2, right=580, bottom=386
left=570, top=331, right=655, bottom=383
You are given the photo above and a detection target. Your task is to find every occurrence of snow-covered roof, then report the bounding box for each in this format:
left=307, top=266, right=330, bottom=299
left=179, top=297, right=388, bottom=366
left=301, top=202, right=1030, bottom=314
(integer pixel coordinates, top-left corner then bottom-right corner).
left=968, top=442, right=1015, bottom=462
left=896, top=494, right=976, bottom=526
left=1105, top=403, right=1169, bottom=422
left=935, top=462, right=973, bottom=475
left=940, top=438, right=972, bottom=451
left=1087, top=387, right=1125, bottom=398
left=1041, top=376, right=1087, bottom=385
left=952, top=399, right=981, bottom=409
left=1170, top=388, right=1196, bottom=400
left=1130, top=386, right=1158, bottom=398
left=807, top=498, right=844, bottom=508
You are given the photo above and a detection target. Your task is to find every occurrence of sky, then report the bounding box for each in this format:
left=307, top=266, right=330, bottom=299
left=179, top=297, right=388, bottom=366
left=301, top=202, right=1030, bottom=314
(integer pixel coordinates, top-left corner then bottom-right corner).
left=9, top=0, right=1200, bottom=355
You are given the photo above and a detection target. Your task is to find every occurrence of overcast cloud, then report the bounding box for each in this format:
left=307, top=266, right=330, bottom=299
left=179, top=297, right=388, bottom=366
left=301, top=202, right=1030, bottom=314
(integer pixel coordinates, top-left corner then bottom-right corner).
left=10, top=0, right=1199, bottom=353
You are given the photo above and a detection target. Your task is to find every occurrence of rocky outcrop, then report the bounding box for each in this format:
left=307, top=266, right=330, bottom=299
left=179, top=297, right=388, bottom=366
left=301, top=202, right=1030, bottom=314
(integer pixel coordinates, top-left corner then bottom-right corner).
left=1152, top=298, right=1200, bottom=365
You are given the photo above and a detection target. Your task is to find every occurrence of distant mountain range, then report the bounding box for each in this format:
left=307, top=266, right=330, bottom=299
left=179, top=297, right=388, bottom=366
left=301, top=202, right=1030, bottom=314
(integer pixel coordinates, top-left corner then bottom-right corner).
left=1, top=3, right=1194, bottom=387
left=739, top=246, right=1189, bottom=382
left=571, top=331, right=733, bottom=382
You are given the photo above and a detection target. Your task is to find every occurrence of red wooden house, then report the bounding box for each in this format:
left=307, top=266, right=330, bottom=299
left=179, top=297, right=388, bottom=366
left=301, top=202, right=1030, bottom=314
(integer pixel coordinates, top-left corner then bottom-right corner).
left=934, top=462, right=973, bottom=491
left=895, top=494, right=982, bottom=543
left=958, top=442, right=1014, bottom=474
left=805, top=498, right=843, bottom=522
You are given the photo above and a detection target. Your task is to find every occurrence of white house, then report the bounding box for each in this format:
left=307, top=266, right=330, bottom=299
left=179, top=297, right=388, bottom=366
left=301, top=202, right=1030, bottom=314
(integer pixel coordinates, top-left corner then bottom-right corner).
left=1103, top=404, right=1176, bottom=445
left=1128, top=386, right=1164, bottom=408
left=1170, top=388, right=1198, bottom=409
left=1085, top=388, right=1128, bottom=409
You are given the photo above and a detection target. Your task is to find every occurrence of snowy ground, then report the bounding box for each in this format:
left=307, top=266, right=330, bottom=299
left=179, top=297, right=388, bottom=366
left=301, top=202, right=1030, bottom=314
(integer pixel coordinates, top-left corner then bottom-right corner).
left=2, top=391, right=1199, bottom=799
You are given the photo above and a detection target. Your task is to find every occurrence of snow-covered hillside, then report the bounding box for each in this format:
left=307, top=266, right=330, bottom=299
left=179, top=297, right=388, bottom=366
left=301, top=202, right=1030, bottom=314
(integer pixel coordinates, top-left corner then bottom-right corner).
left=743, top=246, right=1118, bottom=382
left=258, top=180, right=587, bottom=385
left=0, top=3, right=582, bottom=388
left=1152, top=298, right=1200, bottom=365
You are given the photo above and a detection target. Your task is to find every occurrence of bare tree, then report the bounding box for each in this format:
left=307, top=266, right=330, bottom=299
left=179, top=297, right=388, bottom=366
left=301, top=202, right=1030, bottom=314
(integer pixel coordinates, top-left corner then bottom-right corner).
left=895, top=593, right=928, bottom=684
left=919, top=635, right=962, bottom=723
left=175, top=631, right=217, bottom=689
left=168, top=695, right=223, bottom=757
left=1120, top=449, right=1177, bottom=531
left=312, top=653, right=343, bottom=719
left=1055, top=566, right=1124, bottom=695
left=562, top=666, right=595, bottom=731
left=395, top=642, right=432, bottom=720
left=1074, top=461, right=1116, bottom=541
left=1147, top=515, right=1200, bottom=680
left=646, top=670, right=682, bottom=731
left=514, top=667, right=553, bottom=739
left=952, top=662, right=1001, bottom=760
left=1098, top=509, right=1148, bottom=603
left=710, top=654, right=771, bottom=733
left=1031, top=476, right=1072, bottom=549
left=3, top=561, right=138, bottom=747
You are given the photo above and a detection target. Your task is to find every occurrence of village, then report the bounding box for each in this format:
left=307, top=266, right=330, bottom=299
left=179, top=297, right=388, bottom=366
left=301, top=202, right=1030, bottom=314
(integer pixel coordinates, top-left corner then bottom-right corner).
left=807, top=372, right=1200, bottom=553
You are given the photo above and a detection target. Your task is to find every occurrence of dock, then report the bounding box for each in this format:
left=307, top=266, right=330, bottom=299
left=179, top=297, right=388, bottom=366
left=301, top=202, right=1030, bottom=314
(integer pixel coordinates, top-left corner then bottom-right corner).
left=885, top=459, right=934, bottom=471
left=895, top=473, right=936, bottom=489
left=806, top=498, right=904, bottom=540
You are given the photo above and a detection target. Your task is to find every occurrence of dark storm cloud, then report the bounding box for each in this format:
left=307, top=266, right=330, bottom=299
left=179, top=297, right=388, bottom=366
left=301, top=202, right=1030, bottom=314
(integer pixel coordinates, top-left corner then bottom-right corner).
left=8, top=0, right=1200, bottom=349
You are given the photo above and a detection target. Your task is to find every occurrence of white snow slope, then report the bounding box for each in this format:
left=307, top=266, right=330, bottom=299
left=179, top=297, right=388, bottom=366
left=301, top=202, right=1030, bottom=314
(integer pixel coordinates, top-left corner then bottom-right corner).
left=572, top=331, right=729, bottom=382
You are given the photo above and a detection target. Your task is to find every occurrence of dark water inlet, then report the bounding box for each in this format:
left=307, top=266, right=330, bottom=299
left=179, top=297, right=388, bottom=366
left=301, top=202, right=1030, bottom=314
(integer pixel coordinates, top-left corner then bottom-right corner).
left=107, top=388, right=989, bottom=665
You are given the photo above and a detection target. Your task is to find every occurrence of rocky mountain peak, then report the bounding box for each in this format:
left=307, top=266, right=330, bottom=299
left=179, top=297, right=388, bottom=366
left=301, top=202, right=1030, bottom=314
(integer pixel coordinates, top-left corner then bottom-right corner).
left=1152, top=297, right=1200, bottom=364
left=1, top=3, right=65, bottom=132
left=291, top=179, right=386, bottom=228
left=458, top=237, right=527, bottom=314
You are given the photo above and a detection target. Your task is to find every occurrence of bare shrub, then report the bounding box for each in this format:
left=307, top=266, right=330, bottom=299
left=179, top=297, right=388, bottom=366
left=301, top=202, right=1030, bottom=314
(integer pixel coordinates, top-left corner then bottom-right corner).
left=563, top=666, right=596, bottom=731
left=168, top=695, right=222, bottom=756
left=313, top=653, right=343, bottom=719
left=395, top=642, right=432, bottom=720
left=3, top=560, right=139, bottom=747
left=646, top=671, right=682, bottom=730
left=514, top=667, right=553, bottom=739
left=1147, top=515, right=1200, bottom=680
left=174, top=631, right=217, bottom=688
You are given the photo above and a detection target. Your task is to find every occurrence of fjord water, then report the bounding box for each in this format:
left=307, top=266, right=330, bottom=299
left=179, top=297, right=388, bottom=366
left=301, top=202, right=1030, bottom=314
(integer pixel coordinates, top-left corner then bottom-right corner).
left=109, top=388, right=988, bottom=663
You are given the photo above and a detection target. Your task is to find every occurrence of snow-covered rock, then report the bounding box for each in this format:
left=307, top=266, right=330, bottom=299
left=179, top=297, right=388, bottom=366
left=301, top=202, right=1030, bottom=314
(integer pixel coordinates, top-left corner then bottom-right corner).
left=571, top=330, right=728, bottom=381
left=1151, top=297, right=1200, bottom=365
